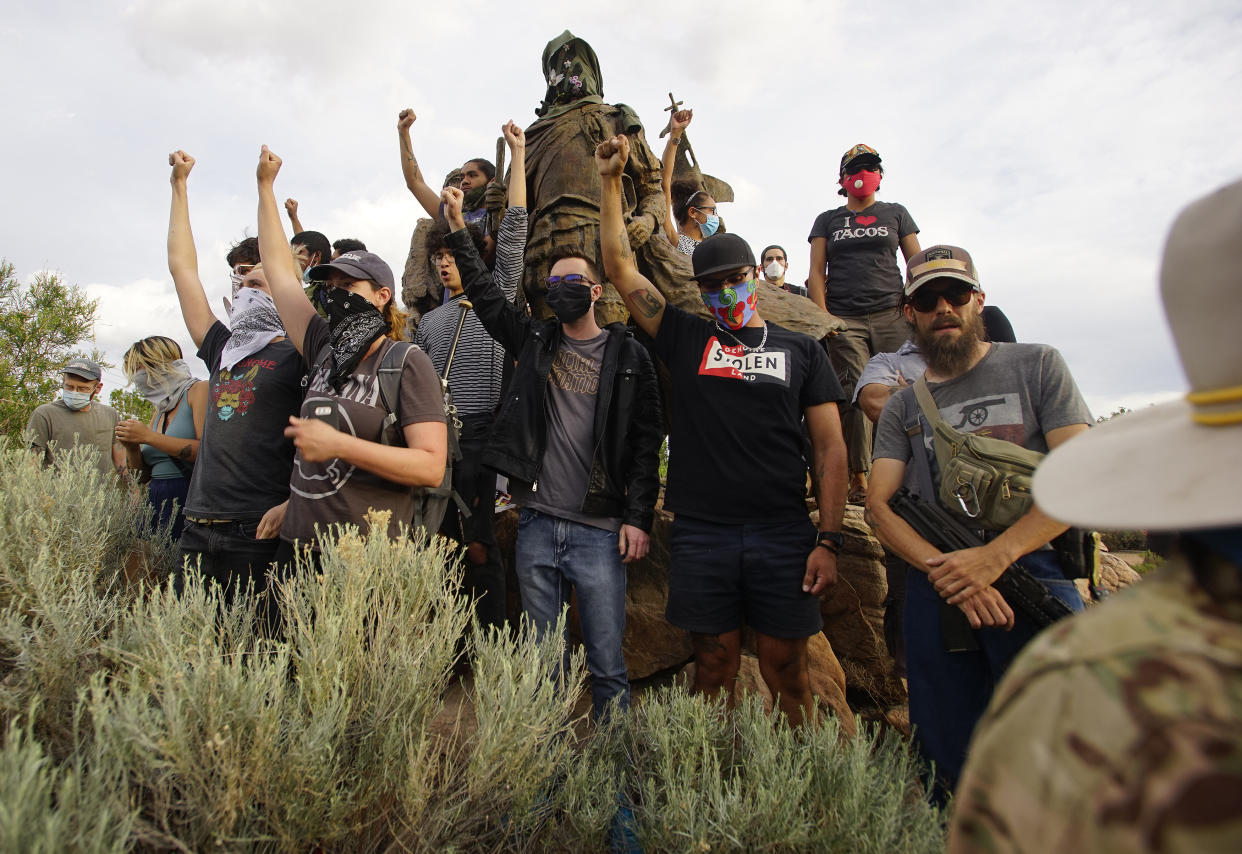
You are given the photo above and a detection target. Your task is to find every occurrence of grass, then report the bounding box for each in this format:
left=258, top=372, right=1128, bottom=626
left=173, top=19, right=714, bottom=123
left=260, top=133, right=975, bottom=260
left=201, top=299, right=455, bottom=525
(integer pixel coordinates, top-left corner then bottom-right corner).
left=0, top=441, right=945, bottom=852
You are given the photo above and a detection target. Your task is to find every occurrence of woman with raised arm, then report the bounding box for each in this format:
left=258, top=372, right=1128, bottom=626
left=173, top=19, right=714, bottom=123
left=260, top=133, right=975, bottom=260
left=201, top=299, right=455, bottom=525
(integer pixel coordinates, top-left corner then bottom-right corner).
left=255, top=145, right=447, bottom=562
left=659, top=108, right=724, bottom=256
left=114, top=336, right=207, bottom=541
left=165, top=150, right=304, bottom=607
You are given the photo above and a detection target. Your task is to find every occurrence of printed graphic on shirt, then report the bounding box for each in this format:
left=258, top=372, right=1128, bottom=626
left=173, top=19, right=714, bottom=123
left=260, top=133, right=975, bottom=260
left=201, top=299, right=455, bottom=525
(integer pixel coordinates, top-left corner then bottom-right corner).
left=698, top=338, right=790, bottom=386
left=933, top=393, right=1026, bottom=445
left=550, top=348, right=600, bottom=394
left=211, top=362, right=262, bottom=421
left=290, top=367, right=382, bottom=501
left=831, top=214, right=891, bottom=243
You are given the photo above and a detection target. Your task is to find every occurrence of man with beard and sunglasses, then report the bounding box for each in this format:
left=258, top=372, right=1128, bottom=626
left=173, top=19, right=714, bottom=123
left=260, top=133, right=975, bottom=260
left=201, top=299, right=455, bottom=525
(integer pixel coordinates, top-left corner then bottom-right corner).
left=865, top=244, right=1092, bottom=795
left=439, top=184, right=661, bottom=720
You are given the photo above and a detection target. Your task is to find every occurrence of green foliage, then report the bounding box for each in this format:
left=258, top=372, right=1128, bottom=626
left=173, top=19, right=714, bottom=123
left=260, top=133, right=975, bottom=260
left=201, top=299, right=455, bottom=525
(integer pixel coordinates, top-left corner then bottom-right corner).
left=0, top=261, right=101, bottom=441
left=1132, top=550, right=1166, bottom=575
left=0, top=445, right=945, bottom=852
left=1099, top=529, right=1147, bottom=551
left=109, top=388, right=154, bottom=423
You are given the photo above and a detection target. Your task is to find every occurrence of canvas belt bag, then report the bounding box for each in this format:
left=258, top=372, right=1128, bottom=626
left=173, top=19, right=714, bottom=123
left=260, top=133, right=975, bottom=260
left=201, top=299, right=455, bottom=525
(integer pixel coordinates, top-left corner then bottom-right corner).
left=912, top=375, right=1043, bottom=531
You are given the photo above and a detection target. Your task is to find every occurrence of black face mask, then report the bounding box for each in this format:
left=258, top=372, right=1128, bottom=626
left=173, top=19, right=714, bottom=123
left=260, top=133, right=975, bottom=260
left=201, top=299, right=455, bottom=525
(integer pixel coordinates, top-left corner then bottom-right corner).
left=318, top=286, right=388, bottom=391
left=545, top=282, right=594, bottom=324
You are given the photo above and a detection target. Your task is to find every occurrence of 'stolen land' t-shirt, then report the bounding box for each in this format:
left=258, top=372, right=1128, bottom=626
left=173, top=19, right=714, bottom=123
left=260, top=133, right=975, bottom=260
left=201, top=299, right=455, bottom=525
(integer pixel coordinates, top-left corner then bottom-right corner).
left=652, top=305, right=844, bottom=523
left=807, top=200, right=918, bottom=316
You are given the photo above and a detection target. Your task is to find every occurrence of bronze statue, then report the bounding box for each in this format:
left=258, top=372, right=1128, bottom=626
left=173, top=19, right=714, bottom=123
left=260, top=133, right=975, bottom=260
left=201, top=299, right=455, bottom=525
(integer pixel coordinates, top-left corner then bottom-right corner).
left=522, top=32, right=840, bottom=339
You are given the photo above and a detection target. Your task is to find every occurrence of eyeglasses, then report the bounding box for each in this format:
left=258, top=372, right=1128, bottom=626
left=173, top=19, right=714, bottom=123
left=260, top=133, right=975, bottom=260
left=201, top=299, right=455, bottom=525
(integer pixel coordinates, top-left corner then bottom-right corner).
left=544, top=274, right=597, bottom=288
left=691, top=205, right=717, bottom=215
left=699, top=269, right=753, bottom=291
left=908, top=283, right=976, bottom=313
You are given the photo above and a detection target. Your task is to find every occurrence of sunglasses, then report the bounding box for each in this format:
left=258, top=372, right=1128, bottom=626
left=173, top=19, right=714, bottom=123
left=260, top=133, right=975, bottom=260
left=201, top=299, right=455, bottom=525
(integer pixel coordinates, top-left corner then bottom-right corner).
left=908, top=282, right=976, bottom=313
left=544, top=274, right=597, bottom=288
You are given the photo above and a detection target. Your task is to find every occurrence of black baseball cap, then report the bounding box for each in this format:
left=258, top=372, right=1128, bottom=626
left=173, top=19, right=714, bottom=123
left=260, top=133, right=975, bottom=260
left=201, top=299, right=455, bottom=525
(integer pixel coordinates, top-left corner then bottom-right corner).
left=691, top=233, right=756, bottom=282
left=307, top=251, right=395, bottom=290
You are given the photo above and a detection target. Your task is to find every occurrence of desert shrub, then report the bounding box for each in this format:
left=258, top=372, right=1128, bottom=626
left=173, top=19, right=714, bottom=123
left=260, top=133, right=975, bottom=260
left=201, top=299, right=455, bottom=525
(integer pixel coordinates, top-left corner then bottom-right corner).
left=1099, top=529, right=1147, bottom=551
left=0, top=441, right=176, bottom=755
left=0, top=445, right=945, bottom=852
left=622, top=689, right=943, bottom=853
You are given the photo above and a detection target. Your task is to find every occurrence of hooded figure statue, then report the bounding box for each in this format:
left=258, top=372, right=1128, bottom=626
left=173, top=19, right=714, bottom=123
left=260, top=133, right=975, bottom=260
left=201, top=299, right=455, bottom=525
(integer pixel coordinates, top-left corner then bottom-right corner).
left=519, top=31, right=840, bottom=342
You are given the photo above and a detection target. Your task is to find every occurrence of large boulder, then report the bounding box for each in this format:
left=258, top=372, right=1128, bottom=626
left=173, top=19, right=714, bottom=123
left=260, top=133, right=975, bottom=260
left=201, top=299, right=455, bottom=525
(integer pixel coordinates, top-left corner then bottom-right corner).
left=813, top=505, right=906, bottom=706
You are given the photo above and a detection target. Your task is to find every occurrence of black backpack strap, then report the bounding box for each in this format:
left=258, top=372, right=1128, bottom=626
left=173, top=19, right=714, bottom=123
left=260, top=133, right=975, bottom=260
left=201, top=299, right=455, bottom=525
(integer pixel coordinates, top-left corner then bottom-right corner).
left=377, top=341, right=413, bottom=447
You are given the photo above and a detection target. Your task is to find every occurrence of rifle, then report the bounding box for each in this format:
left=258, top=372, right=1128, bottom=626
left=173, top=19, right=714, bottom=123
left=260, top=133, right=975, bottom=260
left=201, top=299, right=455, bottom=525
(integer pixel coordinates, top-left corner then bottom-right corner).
left=888, top=487, right=1075, bottom=632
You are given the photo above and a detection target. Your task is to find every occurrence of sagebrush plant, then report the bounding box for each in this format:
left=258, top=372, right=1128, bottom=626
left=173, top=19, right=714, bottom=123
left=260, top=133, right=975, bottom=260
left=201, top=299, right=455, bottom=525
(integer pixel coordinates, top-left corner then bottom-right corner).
left=0, top=444, right=945, bottom=851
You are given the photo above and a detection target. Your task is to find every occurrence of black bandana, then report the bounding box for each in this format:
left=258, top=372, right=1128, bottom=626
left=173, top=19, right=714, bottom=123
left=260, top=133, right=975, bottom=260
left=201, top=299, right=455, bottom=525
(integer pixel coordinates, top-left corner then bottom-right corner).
left=318, top=287, right=389, bottom=391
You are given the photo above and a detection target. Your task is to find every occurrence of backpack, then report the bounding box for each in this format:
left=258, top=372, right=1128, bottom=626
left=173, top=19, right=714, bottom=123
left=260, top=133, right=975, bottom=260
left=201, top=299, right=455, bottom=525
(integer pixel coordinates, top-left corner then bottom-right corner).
left=312, top=335, right=467, bottom=541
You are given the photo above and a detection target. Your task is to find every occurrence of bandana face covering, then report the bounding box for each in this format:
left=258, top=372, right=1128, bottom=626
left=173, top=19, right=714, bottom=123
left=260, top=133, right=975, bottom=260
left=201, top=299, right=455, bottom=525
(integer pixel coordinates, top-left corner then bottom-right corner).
left=221, top=288, right=286, bottom=371
left=318, top=286, right=389, bottom=391
left=700, top=277, right=758, bottom=330
left=132, top=361, right=197, bottom=414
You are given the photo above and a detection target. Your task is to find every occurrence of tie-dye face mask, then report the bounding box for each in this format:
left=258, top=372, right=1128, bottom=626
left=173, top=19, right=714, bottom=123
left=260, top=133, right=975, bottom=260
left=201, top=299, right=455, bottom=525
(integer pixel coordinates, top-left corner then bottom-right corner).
left=700, top=276, right=758, bottom=330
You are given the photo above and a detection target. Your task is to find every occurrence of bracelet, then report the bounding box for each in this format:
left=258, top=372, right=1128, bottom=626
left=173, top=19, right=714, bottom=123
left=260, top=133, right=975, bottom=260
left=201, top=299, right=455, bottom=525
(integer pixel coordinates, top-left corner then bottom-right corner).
left=670, top=136, right=682, bottom=143
left=816, top=540, right=840, bottom=555
left=817, top=530, right=844, bottom=549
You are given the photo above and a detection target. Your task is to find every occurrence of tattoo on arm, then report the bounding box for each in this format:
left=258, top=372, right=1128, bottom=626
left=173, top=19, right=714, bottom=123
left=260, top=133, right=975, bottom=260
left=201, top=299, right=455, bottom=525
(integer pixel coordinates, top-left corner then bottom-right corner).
left=177, top=444, right=193, bottom=461
left=628, top=288, right=663, bottom=319
left=401, top=138, right=415, bottom=164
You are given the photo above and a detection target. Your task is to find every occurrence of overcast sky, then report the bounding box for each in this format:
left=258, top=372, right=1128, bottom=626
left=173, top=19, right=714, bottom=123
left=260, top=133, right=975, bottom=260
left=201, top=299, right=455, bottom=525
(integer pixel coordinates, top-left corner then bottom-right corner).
left=3, top=0, right=1240, bottom=417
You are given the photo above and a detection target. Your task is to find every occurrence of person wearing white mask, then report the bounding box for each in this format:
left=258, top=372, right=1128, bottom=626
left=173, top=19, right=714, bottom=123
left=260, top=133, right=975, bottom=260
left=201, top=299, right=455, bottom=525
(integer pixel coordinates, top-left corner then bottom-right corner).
left=26, top=357, right=124, bottom=476
left=115, top=336, right=207, bottom=541
left=760, top=245, right=807, bottom=297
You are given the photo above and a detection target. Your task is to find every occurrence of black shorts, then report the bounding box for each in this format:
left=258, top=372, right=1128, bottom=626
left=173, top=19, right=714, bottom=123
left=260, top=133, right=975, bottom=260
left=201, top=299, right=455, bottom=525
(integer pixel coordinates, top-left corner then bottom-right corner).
left=666, top=515, right=822, bottom=639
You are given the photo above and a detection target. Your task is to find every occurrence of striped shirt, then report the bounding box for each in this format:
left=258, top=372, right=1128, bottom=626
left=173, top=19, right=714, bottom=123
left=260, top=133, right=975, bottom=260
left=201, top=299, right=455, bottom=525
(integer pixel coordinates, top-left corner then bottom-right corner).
left=414, top=206, right=527, bottom=416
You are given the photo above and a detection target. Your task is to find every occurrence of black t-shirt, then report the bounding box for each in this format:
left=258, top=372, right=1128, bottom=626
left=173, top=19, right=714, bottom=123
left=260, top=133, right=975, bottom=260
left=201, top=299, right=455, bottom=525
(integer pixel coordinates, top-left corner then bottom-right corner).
left=185, top=321, right=305, bottom=521
left=652, top=305, right=844, bottom=523
left=807, top=200, right=918, bottom=315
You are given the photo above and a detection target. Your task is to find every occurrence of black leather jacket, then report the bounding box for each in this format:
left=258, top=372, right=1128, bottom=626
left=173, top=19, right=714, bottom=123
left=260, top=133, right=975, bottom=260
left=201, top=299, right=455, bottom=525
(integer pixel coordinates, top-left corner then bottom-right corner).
left=447, top=228, right=662, bottom=532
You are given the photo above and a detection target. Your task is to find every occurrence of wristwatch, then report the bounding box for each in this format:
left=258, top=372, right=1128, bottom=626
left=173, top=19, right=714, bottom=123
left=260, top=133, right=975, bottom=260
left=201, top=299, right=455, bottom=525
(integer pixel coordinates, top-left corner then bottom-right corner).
left=816, top=530, right=844, bottom=554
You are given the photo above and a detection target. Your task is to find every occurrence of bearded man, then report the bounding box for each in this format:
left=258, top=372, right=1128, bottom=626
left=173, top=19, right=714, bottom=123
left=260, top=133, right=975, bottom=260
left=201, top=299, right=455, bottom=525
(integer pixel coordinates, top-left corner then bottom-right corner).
left=864, top=245, right=1093, bottom=796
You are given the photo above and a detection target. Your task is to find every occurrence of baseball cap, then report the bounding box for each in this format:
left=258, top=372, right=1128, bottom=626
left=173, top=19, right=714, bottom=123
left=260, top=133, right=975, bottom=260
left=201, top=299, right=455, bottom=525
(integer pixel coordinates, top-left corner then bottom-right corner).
left=62, top=358, right=102, bottom=382
left=839, top=143, right=882, bottom=177
left=904, top=245, right=981, bottom=296
left=691, top=233, right=756, bottom=282
left=307, top=251, right=395, bottom=290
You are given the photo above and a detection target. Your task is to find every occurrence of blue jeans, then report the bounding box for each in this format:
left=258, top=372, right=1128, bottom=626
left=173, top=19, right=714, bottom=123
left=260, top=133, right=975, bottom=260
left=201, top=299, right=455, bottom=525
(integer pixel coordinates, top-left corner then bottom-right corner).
left=515, top=508, right=629, bottom=718
left=904, top=549, right=1084, bottom=792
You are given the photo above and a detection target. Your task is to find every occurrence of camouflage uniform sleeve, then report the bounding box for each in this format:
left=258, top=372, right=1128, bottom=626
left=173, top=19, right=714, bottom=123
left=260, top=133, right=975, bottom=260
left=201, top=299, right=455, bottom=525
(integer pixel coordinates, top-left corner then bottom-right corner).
left=949, top=558, right=1242, bottom=853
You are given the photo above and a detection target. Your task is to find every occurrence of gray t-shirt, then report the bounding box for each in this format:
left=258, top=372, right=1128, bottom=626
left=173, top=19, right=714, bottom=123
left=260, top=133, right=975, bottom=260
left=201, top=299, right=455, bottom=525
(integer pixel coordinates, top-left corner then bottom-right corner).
left=26, top=399, right=119, bottom=475
left=807, top=200, right=918, bottom=315
left=873, top=342, right=1092, bottom=498
left=511, top=331, right=619, bottom=532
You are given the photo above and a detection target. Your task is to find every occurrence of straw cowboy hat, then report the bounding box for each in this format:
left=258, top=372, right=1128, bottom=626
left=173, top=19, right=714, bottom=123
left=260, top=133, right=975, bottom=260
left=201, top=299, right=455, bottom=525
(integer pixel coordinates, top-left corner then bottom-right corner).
left=1034, top=178, right=1242, bottom=531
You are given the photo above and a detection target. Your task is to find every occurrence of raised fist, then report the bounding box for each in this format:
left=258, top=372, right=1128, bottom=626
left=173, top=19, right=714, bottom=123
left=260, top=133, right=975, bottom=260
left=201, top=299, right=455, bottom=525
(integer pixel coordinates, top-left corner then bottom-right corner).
left=257, top=145, right=282, bottom=183
left=284, top=198, right=298, bottom=216
left=594, top=135, right=630, bottom=177
left=398, top=108, right=416, bottom=133
left=169, top=150, right=195, bottom=183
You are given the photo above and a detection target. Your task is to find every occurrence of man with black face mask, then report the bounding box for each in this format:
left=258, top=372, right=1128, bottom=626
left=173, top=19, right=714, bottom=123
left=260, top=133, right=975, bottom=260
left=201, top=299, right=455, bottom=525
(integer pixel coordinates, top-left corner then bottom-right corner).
left=440, top=185, right=661, bottom=721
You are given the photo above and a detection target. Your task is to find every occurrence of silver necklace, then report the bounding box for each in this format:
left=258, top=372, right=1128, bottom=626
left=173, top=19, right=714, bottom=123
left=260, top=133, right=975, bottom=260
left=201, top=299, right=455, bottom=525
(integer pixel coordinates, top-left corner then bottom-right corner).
left=714, top=320, right=768, bottom=351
